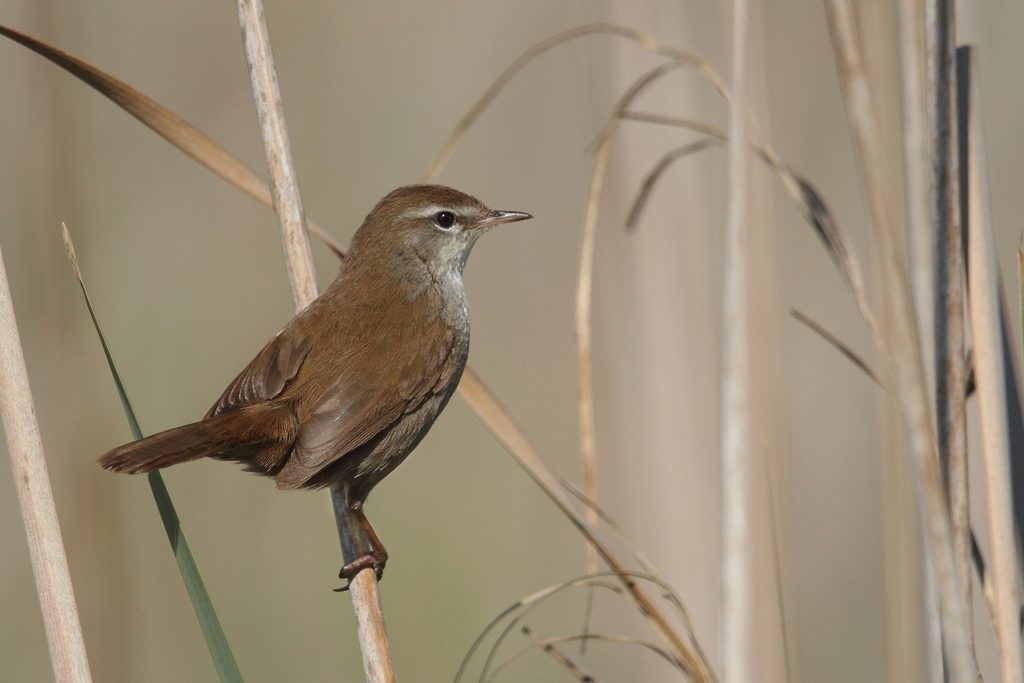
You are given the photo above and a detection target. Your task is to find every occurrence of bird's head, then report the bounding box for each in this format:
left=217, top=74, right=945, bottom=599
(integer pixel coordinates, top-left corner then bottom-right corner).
left=349, top=184, right=532, bottom=273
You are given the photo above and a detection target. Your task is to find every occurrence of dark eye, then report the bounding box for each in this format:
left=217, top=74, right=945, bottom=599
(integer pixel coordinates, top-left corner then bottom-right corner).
left=433, top=211, right=456, bottom=229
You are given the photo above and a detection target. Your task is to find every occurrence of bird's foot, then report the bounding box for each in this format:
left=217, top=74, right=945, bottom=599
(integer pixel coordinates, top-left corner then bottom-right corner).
left=333, top=550, right=388, bottom=592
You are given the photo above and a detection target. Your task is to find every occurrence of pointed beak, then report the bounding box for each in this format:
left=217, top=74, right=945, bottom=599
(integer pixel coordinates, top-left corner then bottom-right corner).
left=479, top=209, right=533, bottom=227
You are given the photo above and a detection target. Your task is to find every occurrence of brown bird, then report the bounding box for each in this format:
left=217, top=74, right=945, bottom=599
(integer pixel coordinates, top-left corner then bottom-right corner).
left=100, top=184, right=531, bottom=584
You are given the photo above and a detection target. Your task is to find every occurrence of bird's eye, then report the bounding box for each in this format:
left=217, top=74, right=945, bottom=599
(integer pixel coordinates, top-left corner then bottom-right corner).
left=433, top=211, right=456, bottom=229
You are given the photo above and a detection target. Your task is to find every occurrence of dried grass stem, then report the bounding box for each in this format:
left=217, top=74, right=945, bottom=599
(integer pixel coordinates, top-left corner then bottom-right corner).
left=234, top=1, right=393, bottom=680
left=0, top=242, right=92, bottom=682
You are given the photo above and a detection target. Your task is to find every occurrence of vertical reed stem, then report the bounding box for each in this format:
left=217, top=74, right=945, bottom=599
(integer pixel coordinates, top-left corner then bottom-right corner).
left=897, top=1, right=943, bottom=675
left=235, top=2, right=395, bottom=680
left=721, top=0, right=753, bottom=679
left=235, top=0, right=317, bottom=309
left=925, top=0, right=972, bottom=655
left=961, top=46, right=1024, bottom=683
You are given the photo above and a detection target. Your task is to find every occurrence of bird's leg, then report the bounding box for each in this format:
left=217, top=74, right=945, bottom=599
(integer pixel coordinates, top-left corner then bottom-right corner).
left=355, top=503, right=389, bottom=572
left=335, top=501, right=388, bottom=591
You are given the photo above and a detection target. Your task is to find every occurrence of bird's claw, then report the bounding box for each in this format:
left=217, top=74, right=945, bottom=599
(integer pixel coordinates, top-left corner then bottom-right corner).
left=333, top=551, right=387, bottom=592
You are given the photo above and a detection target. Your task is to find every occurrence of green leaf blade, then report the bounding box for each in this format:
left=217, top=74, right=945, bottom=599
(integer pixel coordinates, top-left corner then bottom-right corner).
left=62, top=224, right=244, bottom=683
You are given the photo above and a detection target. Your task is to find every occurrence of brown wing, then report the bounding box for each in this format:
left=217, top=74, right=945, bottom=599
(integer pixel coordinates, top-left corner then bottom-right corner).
left=205, top=327, right=312, bottom=419
left=278, top=315, right=463, bottom=487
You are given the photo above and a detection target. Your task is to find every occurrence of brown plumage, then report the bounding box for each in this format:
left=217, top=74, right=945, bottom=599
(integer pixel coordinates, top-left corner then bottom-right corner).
left=100, top=184, right=531, bottom=581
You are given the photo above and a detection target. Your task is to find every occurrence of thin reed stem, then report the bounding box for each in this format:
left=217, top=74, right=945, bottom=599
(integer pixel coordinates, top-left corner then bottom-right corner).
left=721, top=1, right=753, bottom=680
left=961, top=46, right=1024, bottom=683
left=234, top=2, right=394, bottom=680
left=235, top=0, right=317, bottom=310
left=925, top=0, right=972, bottom=657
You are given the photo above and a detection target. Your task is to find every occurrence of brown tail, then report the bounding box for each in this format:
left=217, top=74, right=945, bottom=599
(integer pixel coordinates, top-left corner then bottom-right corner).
left=100, top=402, right=299, bottom=477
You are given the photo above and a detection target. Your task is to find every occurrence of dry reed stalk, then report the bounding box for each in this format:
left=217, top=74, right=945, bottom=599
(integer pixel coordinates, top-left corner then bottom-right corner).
left=235, top=0, right=317, bottom=309
left=962, top=46, right=1024, bottom=683
left=721, top=1, right=753, bottom=680
left=899, top=0, right=935, bottom=376
left=925, top=1, right=972, bottom=652
left=824, top=1, right=975, bottom=680
left=234, top=2, right=393, bottom=681
left=893, top=2, right=946, bottom=675
left=896, top=2, right=943, bottom=673
left=0, top=242, right=92, bottom=682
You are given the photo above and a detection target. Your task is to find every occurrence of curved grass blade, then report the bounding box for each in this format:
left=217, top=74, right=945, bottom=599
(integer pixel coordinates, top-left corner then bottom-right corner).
left=0, top=23, right=344, bottom=259
left=789, top=309, right=881, bottom=386
left=62, top=224, right=243, bottom=683
left=623, top=139, right=718, bottom=230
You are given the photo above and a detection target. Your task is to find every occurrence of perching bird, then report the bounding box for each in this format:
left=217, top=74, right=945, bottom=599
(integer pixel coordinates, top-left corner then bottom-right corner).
left=100, top=184, right=532, bottom=583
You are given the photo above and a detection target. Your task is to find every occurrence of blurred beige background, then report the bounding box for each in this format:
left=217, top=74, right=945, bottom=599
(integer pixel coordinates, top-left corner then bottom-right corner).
left=0, top=1, right=1020, bottom=681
